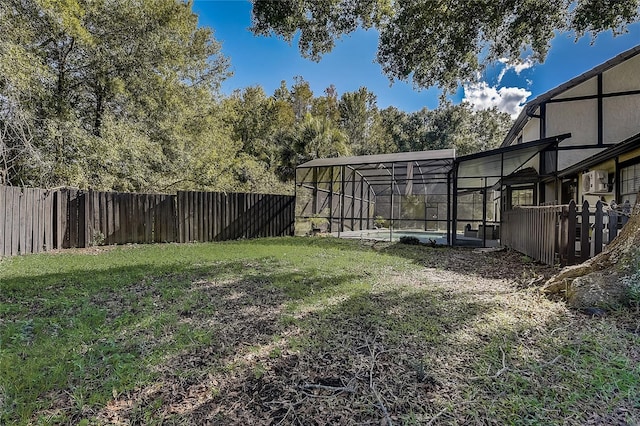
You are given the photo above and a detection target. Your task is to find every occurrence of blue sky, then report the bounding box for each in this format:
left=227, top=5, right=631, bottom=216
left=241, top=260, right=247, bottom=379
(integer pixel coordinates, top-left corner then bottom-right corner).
left=193, top=0, right=640, bottom=117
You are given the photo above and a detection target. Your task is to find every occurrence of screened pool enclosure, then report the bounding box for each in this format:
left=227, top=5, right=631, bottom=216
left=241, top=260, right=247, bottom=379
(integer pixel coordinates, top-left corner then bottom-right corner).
left=295, top=135, right=570, bottom=246
left=295, top=150, right=454, bottom=242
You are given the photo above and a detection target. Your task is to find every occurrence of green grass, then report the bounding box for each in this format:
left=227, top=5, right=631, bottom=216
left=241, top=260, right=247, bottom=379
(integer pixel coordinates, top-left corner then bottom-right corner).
left=1, top=237, right=638, bottom=425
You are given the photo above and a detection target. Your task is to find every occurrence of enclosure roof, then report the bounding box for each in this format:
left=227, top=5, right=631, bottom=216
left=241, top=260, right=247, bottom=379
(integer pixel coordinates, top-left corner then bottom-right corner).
left=456, top=134, right=571, bottom=189
left=296, top=135, right=571, bottom=191
left=297, top=149, right=456, bottom=168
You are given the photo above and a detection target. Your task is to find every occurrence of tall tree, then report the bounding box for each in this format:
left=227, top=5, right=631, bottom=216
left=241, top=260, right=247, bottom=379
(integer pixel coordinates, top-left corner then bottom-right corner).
left=338, top=87, right=392, bottom=155
left=290, top=76, right=314, bottom=121
left=277, top=112, right=349, bottom=181
left=380, top=106, right=411, bottom=152
left=312, top=85, right=340, bottom=123
left=379, top=102, right=511, bottom=155
left=1, top=0, right=233, bottom=191
left=223, top=84, right=297, bottom=188
left=251, top=0, right=640, bottom=89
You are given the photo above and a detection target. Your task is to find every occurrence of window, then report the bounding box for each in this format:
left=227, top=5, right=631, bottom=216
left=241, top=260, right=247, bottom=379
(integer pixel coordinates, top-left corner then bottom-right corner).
left=511, top=188, right=534, bottom=206
left=620, top=162, right=640, bottom=205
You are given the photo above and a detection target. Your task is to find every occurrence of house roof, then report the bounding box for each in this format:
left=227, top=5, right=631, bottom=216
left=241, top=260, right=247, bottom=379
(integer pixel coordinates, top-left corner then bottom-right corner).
left=558, top=132, right=640, bottom=178
left=501, top=44, right=640, bottom=147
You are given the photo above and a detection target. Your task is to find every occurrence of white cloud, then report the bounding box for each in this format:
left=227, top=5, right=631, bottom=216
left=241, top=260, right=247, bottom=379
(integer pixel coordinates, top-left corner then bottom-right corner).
left=497, top=57, right=535, bottom=83
left=463, top=82, right=531, bottom=118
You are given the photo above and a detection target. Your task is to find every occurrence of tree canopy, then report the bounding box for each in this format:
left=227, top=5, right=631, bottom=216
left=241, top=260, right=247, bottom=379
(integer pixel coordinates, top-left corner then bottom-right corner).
left=250, top=0, right=640, bottom=90
left=1, top=0, right=514, bottom=194
left=1, top=0, right=232, bottom=191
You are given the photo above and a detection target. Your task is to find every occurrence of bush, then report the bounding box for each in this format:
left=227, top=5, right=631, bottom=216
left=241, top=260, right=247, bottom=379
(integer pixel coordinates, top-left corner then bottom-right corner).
left=399, top=236, right=421, bottom=245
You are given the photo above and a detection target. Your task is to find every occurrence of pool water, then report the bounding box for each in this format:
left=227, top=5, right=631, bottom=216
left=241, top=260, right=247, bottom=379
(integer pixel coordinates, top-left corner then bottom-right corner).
left=336, top=229, right=448, bottom=244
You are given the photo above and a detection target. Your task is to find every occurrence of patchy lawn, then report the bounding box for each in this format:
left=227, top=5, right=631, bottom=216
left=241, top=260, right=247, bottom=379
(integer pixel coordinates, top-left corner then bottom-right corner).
left=1, top=238, right=638, bottom=425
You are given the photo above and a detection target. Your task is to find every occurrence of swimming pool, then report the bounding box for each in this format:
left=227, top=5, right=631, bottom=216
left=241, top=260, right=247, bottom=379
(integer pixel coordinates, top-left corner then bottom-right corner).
left=336, top=229, right=448, bottom=244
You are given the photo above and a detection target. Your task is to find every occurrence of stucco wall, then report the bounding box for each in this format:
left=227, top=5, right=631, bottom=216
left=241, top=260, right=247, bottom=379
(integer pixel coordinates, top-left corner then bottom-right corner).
left=603, top=95, right=640, bottom=143
left=546, top=100, right=598, bottom=146
left=558, top=147, right=607, bottom=171
left=553, top=76, right=597, bottom=99
left=521, top=120, right=540, bottom=143
left=603, top=54, right=640, bottom=93
left=620, top=147, right=640, bottom=163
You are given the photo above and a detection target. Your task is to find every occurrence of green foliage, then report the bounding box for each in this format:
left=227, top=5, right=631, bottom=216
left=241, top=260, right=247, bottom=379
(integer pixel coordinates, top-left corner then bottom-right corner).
left=380, top=101, right=512, bottom=155
left=374, top=215, right=389, bottom=228
left=620, top=247, right=640, bottom=309
left=2, top=0, right=514, bottom=193
left=399, top=235, right=421, bottom=245
left=338, top=87, right=393, bottom=155
left=250, top=0, right=640, bottom=90
left=221, top=77, right=510, bottom=187
left=0, top=0, right=235, bottom=191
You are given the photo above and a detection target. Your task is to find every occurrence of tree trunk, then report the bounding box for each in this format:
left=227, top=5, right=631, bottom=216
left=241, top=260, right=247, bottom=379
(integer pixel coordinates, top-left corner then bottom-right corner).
left=543, top=193, right=640, bottom=309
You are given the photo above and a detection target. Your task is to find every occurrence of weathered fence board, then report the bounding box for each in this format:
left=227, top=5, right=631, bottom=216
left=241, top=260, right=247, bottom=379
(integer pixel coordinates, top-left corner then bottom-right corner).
left=173, top=191, right=293, bottom=243
left=0, top=186, right=55, bottom=256
left=503, top=204, right=563, bottom=266
left=0, top=186, right=5, bottom=256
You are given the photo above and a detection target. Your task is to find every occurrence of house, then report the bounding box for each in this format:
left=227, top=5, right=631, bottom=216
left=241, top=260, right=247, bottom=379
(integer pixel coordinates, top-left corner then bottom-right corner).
left=494, top=45, right=640, bottom=263
left=499, top=45, right=640, bottom=209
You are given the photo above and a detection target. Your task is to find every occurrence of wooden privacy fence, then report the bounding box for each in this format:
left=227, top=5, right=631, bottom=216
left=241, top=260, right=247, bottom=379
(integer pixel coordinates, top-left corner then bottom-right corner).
left=0, top=185, right=295, bottom=257
left=502, top=205, right=562, bottom=266
left=176, top=191, right=295, bottom=243
left=502, top=200, right=630, bottom=266
left=59, top=189, right=178, bottom=248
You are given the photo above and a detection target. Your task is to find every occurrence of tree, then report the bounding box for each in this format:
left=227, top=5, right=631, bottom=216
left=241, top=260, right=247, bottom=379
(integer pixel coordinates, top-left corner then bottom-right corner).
left=290, top=76, right=314, bottom=121
left=338, top=87, right=373, bottom=154
left=223, top=84, right=299, bottom=189
left=312, top=84, right=340, bottom=123
left=250, top=0, right=640, bottom=90
left=424, top=101, right=512, bottom=155
left=1, top=0, right=234, bottom=191
left=378, top=102, right=511, bottom=155
left=277, top=112, right=349, bottom=181
left=380, top=106, right=411, bottom=152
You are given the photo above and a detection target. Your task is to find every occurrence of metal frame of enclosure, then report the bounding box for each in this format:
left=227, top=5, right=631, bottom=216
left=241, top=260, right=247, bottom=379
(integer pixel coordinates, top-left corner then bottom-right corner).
left=296, top=135, right=569, bottom=247
left=452, top=134, right=570, bottom=246
left=295, top=150, right=455, bottom=241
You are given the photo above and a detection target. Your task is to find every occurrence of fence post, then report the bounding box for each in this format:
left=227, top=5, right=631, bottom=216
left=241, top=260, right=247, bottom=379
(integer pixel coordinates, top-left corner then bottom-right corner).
left=580, top=200, right=590, bottom=262
left=0, top=186, right=5, bottom=257
left=608, top=208, right=618, bottom=243
left=558, top=205, right=567, bottom=266
left=594, top=200, right=603, bottom=255
left=566, top=200, right=576, bottom=265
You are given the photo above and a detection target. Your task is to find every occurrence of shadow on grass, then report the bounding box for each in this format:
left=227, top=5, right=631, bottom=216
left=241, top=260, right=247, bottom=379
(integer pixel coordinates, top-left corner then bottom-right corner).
left=0, top=254, right=371, bottom=425
left=1, top=237, right=572, bottom=425
left=378, top=242, right=557, bottom=281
